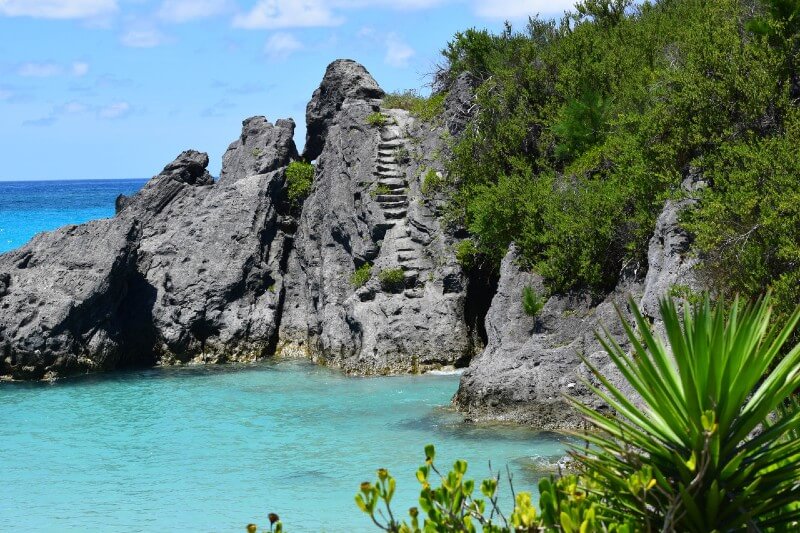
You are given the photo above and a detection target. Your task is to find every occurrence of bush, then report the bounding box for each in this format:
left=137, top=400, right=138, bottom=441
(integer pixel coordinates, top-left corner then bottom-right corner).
left=382, top=90, right=446, bottom=123
left=285, top=161, right=314, bottom=207
left=454, top=239, right=478, bottom=270
left=350, top=263, right=372, bottom=288
left=378, top=268, right=405, bottom=291
left=366, top=112, right=388, bottom=127
left=521, top=286, right=544, bottom=317
left=420, top=168, right=443, bottom=196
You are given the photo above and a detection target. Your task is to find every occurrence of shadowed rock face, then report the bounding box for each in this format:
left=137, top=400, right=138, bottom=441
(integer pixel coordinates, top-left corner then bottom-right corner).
left=0, top=118, right=298, bottom=380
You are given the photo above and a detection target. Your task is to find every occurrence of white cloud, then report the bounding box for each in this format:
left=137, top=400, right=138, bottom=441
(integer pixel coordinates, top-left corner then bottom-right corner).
left=61, top=101, right=88, bottom=113
left=264, top=32, right=302, bottom=60
left=232, top=0, right=343, bottom=29
left=17, top=61, right=62, bottom=77
left=71, top=62, right=89, bottom=77
left=120, top=27, right=167, bottom=47
left=0, top=0, right=117, bottom=19
left=157, top=0, right=231, bottom=23
left=98, top=101, right=131, bottom=119
left=384, top=33, right=414, bottom=68
left=473, top=0, right=576, bottom=19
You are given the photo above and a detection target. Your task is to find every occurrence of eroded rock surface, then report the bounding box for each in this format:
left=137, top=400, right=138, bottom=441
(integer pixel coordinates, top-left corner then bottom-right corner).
left=279, top=61, right=474, bottom=373
left=454, top=185, right=700, bottom=427
left=0, top=118, right=298, bottom=380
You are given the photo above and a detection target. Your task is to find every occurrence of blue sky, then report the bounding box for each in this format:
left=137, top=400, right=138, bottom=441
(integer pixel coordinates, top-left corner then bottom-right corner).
left=0, top=0, right=576, bottom=180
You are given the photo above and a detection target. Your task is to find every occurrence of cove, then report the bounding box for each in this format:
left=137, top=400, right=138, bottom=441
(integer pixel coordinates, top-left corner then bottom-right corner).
left=0, top=361, right=567, bottom=532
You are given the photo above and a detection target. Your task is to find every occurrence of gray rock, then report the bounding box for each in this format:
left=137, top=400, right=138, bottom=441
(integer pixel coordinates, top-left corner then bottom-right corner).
left=0, top=118, right=297, bottom=380
left=442, top=72, right=478, bottom=136
left=279, top=62, right=475, bottom=374
left=455, top=184, right=703, bottom=428
left=303, top=59, right=385, bottom=161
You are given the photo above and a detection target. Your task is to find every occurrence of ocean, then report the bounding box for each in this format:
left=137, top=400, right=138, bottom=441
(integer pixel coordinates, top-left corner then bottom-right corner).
left=0, top=179, right=566, bottom=532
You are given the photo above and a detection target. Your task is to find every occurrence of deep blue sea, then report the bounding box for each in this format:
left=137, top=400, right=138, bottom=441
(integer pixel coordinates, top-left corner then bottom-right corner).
left=0, top=180, right=566, bottom=532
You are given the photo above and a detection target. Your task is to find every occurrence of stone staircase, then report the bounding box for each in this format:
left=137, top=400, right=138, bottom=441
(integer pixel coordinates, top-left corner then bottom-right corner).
left=373, top=110, right=424, bottom=290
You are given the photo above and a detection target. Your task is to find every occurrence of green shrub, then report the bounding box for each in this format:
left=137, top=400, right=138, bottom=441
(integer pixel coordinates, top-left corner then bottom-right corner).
left=378, top=268, right=405, bottom=291
left=382, top=90, right=446, bottom=123
left=355, top=445, right=633, bottom=532
left=521, top=286, right=544, bottom=317
left=350, top=263, right=372, bottom=288
left=370, top=184, right=392, bottom=198
left=572, top=294, right=800, bottom=531
left=366, top=112, right=388, bottom=127
left=285, top=161, right=314, bottom=207
left=454, top=239, right=478, bottom=270
left=420, top=168, right=443, bottom=196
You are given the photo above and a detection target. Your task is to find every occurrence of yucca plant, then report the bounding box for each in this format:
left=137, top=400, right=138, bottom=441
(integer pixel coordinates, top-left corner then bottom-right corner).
left=570, top=294, right=800, bottom=531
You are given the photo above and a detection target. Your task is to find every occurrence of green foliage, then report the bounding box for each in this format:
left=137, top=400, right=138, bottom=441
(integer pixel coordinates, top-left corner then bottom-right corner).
left=420, top=168, right=443, bottom=196
left=285, top=161, right=314, bottom=207
left=685, top=107, right=800, bottom=335
left=370, top=184, right=392, bottom=198
left=355, top=445, right=633, bottom=532
left=521, top=286, right=544, bottom=317
left=350, top=263, right=372, bottom=288
left=454, top=239, right=478, bottom=270
left=378, top=268, right=405, bottom=291
left=366, top=112, right=388, bottom=127
left=440, top=0, right=797, bottom=300
left=383, top=90, right=446, bottom=123
left=571, top=294, right=800, bottom=531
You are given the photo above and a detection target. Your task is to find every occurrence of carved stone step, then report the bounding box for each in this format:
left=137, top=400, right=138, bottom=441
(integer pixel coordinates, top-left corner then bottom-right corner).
left=375, top=194, right=407, bottom=203
left=376, top=163, right=399, bottom=172
left=375, top=221, right=396, bottom=231
left=378, top=140, right=404, bottom=150
left=384, top=208, right=407, bottom=219
left=376, top=178, right=406, bottom=188
left=380, top=127, right=403, bottom=142
left=403, top=269, right=419, bottom=281
left=378, top=149, right=397, bottom=157
left=375, top=170, right=405, bottom=179
left=404, top=288, right=424, bottom=299
left=379, top=200, right=407, bottom=209
left=377, top=157, right=396, bottom=164
left=398, top=252, right=418, bottom=262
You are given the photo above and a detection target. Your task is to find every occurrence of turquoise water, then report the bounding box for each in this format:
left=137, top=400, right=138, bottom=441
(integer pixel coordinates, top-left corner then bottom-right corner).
left=0, top=362, right=567, bottom=532
left=0, top=179, right=146, bottom=253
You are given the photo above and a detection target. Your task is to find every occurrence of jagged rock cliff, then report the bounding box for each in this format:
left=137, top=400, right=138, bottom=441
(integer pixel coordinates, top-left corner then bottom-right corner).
left=454, top=180, right=701, bottom=428
left=0, top=60, right=477, bottom=381
left=278, top=60, right=475, bottom=373
left=0, top=119, right=298, bottom=380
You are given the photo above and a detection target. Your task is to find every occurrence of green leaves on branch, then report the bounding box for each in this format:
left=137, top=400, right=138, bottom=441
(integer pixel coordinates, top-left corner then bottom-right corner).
left=521, top=286, right=544, bottom=317
left=571, top=293, right=800, bottom=531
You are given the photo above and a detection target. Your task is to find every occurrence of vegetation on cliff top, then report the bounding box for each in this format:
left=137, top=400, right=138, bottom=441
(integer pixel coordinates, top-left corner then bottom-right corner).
left=437, top=0, right=799, bottom=324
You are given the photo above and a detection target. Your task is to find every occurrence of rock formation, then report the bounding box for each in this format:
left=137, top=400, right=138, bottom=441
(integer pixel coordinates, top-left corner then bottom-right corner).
left=0, top=57, right=702, bottom=433
left=278, top=60, right=475, bottom=373
left=454, top=183, right=701, bottom=427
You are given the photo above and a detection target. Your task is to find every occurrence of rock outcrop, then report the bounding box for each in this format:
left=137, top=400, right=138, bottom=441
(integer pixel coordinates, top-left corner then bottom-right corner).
left=0, top=59, right=478, bottom=381
left=0, top=118, right=298, bottom=380
left=279, top=60, right=475, bottom=373
left=454, top=186, right=701, bottom=427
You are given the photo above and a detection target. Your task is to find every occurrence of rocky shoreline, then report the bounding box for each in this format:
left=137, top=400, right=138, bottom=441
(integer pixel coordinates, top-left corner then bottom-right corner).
left=0, top=60, right=699, bottom=429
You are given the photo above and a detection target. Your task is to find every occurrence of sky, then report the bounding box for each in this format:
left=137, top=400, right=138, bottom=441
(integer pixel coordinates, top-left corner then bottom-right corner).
left=0, top=0, right=577, bottom=181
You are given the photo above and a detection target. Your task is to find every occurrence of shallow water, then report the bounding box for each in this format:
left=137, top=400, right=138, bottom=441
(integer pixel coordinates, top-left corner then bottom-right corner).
left=0, top=362, right=567, bottom=532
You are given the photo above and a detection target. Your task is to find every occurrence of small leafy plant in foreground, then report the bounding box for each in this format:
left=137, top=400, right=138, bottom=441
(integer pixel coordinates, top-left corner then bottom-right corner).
left=367, top=112, right=388, bottom=127
left=378, top=268, right=406, bottom=291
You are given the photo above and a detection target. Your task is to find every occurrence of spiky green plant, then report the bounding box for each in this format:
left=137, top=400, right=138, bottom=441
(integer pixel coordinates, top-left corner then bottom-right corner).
left=571, top=294, right=800, bottom=531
